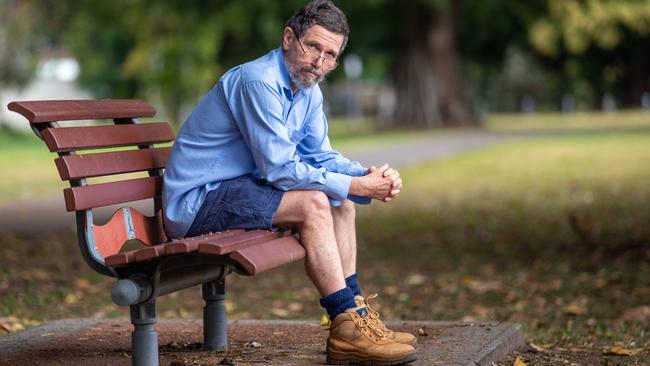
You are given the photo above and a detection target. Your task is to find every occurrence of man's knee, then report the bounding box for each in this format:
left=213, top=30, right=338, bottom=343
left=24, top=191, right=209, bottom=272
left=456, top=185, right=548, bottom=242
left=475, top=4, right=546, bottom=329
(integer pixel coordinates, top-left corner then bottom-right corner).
left=333, top=199, right=355, bottom=220
left=302, top=191, right=332, bottom=223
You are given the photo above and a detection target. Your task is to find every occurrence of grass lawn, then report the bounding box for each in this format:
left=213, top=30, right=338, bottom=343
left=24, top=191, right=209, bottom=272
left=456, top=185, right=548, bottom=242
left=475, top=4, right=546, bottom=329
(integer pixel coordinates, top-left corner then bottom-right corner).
left=1, top=114, right=650, bottom=364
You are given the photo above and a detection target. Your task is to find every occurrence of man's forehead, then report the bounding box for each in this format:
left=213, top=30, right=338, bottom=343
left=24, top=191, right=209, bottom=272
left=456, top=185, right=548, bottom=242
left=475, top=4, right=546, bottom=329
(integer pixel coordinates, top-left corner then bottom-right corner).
left=302, top=25, right=345, bottom=53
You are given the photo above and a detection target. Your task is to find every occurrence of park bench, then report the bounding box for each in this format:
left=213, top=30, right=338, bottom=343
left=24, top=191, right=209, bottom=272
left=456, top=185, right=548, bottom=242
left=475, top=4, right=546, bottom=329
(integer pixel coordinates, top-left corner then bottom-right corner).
left=7, top=99, right=306, bottom=366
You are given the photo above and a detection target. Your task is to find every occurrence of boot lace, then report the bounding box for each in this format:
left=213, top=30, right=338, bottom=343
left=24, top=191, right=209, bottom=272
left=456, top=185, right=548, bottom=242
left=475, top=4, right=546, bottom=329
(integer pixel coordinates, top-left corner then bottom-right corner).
left=364, top=293, right=390, bottom=332
left=353, top=312, right=386, bottom=340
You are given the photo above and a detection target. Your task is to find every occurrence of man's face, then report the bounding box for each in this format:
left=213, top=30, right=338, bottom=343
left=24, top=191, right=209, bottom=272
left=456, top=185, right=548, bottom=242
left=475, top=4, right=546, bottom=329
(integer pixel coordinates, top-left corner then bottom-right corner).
left=282, top=25, right=344, bottom=90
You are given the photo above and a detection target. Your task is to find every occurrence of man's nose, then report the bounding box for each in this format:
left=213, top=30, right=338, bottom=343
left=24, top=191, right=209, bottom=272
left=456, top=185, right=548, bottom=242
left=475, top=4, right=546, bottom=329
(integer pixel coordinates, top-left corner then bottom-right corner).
left=311, top=56, right=324, bottom=69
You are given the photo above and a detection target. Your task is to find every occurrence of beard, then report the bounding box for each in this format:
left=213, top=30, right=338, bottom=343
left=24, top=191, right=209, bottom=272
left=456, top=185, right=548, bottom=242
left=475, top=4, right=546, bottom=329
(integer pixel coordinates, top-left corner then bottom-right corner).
left=287, top=62, right=325, bottom=90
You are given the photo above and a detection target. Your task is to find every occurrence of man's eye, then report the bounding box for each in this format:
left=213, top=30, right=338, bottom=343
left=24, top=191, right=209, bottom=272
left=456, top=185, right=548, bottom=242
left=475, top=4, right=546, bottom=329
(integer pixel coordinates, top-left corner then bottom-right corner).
left=308, top=44, right=319, bottom=52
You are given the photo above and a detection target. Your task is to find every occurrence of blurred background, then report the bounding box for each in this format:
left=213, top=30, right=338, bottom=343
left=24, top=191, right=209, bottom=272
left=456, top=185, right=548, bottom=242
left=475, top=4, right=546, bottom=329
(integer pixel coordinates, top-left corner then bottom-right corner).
left=1, top=1, right=650, bottom=364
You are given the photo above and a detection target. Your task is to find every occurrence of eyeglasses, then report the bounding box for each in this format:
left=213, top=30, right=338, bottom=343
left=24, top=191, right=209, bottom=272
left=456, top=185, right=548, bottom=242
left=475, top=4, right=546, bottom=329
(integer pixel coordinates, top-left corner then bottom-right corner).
left=291, top=28, right=339, bottom=69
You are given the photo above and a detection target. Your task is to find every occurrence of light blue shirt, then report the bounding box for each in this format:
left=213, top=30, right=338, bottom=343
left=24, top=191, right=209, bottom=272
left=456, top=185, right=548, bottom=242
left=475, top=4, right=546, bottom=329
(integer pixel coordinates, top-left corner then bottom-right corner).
left=163, top=48, right=370, bottom=239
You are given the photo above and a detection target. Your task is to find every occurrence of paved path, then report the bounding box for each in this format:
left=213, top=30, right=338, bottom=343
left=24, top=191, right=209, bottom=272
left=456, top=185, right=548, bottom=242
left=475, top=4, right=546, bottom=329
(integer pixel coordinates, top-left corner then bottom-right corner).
left=0, top=319, right=524, bottom=366
left=0, top=130, right=521, bottom=234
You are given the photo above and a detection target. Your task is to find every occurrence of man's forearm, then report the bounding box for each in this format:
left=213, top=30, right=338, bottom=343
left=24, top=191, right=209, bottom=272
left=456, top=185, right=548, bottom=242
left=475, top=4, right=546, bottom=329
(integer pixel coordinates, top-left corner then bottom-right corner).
left=348, top=176, right=369, bottom=197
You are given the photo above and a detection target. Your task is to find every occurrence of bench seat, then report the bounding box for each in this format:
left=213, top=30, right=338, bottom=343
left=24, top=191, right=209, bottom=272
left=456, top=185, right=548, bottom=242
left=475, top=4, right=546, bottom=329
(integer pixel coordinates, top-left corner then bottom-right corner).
left=105, top=230, right=305, bottom=275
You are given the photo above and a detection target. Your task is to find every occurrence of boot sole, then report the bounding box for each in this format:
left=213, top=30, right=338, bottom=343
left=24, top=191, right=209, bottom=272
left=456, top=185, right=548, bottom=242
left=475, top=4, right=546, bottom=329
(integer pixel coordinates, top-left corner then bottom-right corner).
left=326, top=353, right=417, bottom=365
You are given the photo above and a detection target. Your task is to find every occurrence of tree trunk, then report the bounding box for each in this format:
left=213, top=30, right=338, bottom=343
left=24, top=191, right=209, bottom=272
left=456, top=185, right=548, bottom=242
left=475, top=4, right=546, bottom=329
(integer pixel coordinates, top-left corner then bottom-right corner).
left=392, top=1, right=477, bottom=128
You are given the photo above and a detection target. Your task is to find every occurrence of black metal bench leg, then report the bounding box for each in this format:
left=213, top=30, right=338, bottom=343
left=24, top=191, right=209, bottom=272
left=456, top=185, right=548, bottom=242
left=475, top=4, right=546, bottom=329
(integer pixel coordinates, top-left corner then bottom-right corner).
left=203, top=276, right=227, bottom=351
left=130, top=301, right=158, bottom=366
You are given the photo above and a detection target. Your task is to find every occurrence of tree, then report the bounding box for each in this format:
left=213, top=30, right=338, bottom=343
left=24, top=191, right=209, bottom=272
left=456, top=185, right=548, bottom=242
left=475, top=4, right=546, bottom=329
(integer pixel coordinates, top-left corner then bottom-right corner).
left=0, top=1, right=42, bottom=107
left=340, top=0, right=480, bottom=128
left=526, top=0, right=650, bottom=108
left=34, top=0, right=306, bottom=126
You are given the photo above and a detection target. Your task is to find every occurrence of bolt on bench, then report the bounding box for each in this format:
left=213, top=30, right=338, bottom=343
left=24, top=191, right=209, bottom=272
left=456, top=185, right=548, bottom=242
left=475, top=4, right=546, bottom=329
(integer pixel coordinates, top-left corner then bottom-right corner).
left=7, top=99, right=306, bottom=366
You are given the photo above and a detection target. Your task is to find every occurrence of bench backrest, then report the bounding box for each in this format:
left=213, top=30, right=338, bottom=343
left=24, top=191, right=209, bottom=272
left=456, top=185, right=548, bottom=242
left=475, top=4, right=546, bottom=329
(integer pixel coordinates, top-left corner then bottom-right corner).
left=8, top=100, right=174, bottom=276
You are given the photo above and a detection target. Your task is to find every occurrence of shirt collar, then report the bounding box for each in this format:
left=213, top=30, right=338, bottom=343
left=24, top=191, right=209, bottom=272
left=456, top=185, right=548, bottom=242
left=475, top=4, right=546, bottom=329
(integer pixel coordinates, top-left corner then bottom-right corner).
left=276, top=48, right=293, bottom=93
left=275, top=47, right=310, bottom=102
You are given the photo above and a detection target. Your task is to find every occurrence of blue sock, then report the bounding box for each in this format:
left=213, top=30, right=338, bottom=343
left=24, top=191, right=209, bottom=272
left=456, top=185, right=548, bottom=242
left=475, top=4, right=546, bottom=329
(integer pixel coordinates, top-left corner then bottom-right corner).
left=345, top=273, right=362, bottom=297
left=320, top=287, right=357, bottom=319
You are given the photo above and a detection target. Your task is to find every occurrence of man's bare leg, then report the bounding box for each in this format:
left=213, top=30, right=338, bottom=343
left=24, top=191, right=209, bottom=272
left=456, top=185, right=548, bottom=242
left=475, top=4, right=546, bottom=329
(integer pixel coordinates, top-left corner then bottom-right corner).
left=330, top=200, right=357, bottom=278
left=272, top=190, right=346, bottom=296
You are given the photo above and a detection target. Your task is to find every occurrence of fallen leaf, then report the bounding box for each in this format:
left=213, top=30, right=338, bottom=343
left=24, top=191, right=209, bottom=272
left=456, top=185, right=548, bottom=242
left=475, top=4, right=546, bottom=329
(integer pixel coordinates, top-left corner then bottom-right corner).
left=513, top=356, right=528, bottom=366
left=288, top=302, right=303, bottom=312
left=461, top=276, right=502, bottom=293
left=616, top=305, right=650, bottom=324
left=64, top=293, right=80, bottom=305
left=472, top=304, right=489, bottom=317
left=384, top=285, right=398, bottom=296
left=74, top=278, right=91, bottom=289
left=320, top=314, right=330, bottom=327
left=528, top=342, right=549, bottom=353
left=245, top=341, right=263, bottom=348
left=0, top=316, right=35, bottom=333
left=603, top=346, right=637, bottom=356
left=271, top=308, right=289, bottom=317
left=563, top=303, right=586, bottom=315
left=405, top=274, right=427, bottom=286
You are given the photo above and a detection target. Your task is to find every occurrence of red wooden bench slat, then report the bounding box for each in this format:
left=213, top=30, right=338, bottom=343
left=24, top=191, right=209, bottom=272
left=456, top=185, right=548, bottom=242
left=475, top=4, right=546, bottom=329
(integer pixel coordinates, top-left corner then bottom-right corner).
left=7, top=99, right=156, bottom=124
left=103, top=229, right=275, bottom=267
left=198, top=230, right=282, bottom=255
left=42, top=123, right=174, bottom=152
left=63, top=176, right=162, bottom=211
left=55, top=147, right=171, bottom=180
left=133, top=245, right=167, bottom=263
left=229, top=236, right=305, bottom=275
left=164, top=230, right=245, bottom=255
left=103, top=231, right=229, bottom=267
left=105, top=251, right=137, bottom=267
left=114, top=230, right=280, bottom=265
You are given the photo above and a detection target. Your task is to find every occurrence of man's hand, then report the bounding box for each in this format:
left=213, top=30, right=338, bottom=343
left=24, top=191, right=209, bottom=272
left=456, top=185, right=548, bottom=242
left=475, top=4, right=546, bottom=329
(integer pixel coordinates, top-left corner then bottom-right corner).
left=349, top=163, right=402, bottom=202
left=368, top=164, right=402, bottom=202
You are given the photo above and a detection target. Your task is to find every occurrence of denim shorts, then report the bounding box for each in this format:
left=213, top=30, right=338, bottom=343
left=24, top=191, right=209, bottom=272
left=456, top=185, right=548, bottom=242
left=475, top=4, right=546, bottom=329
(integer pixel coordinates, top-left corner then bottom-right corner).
left=185, top=174, right=284, bottom=237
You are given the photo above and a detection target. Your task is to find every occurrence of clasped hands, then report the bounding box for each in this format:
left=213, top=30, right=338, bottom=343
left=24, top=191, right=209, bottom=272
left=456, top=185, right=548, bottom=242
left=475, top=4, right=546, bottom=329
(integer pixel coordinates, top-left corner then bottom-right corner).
left=350, top=163, right=403, bottom=202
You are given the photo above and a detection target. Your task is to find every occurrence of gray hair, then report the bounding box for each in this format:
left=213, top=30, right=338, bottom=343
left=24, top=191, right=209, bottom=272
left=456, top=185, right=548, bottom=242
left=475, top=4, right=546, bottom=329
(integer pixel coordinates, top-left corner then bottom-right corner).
left=285, top=0, right=349, bottom=53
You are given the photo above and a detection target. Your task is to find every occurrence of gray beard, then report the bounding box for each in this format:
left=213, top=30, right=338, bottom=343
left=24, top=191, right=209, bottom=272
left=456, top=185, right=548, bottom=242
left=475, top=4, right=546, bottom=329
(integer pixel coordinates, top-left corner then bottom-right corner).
left=287, top=64, right=325, bottom=89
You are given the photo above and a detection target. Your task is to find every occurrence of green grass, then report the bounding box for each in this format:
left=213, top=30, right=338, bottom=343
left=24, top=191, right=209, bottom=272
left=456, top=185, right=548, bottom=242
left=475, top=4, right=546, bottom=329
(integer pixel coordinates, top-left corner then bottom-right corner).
left=0, top=127, right=65, bottom=202
left=2, top=110, right=649, bottom=204
left=486, top=109, right=650, bottom=131
left=1, top=124, right=649, bottom=363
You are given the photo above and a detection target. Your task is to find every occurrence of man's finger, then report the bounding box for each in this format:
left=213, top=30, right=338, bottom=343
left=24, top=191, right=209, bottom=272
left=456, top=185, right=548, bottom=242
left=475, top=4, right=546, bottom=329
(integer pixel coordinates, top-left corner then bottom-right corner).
left=390, top=189, right=400, bottom=196
left=383, top=168, right=394, bottom=177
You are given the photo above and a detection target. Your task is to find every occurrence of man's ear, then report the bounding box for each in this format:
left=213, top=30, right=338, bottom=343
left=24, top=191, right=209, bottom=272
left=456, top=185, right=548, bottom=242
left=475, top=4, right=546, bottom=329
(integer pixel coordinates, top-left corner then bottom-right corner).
left=282, top=27, right=293, bottom=52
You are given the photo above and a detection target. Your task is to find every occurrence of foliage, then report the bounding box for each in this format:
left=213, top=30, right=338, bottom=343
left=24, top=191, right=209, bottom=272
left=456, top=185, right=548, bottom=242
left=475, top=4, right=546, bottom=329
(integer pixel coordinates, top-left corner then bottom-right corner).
left=525, top=0, right=650, bottom=107
left=529, top=0, right=650, bottom=56
left=0, top=1, right=42, bottom=88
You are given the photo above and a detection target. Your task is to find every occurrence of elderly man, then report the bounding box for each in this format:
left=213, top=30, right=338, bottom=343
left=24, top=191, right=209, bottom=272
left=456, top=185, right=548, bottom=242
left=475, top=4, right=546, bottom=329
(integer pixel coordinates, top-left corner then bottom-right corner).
left=163, top=0, right=416, bottom=364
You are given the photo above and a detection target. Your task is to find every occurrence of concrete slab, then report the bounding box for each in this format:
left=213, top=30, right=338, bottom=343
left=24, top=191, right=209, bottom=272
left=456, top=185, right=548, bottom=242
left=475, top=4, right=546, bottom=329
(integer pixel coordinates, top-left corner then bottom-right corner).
left=0, top=319, right=524, bottom=366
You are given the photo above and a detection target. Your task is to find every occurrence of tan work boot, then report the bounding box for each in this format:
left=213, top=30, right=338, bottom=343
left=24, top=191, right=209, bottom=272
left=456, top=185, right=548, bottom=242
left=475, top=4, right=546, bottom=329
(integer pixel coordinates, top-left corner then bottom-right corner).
left=355, top=294, right=417, bottom=346
left=327, top=304, right=417, bottom=365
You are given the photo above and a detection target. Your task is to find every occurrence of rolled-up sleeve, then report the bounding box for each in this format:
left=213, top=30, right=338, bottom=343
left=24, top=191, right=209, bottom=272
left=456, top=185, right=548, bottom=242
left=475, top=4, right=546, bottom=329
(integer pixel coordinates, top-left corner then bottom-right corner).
left=232, top=80, right=351, bottom=202
left=297, top=95, right=371, bottom=205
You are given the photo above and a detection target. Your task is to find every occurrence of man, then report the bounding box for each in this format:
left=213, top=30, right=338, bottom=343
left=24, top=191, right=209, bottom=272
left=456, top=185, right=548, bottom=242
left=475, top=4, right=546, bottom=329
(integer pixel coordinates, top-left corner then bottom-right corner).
left=163, top=1, right=416, bottom=364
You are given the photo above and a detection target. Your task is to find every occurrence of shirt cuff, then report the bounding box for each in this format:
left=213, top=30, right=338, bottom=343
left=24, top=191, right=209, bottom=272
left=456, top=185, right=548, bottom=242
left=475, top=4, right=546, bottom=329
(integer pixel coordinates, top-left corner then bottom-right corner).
left=348, top=195, right=371, bottom=205
left=345, top=164, right=368, bottom=177
left=323, top=171, right=351, bottom=202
